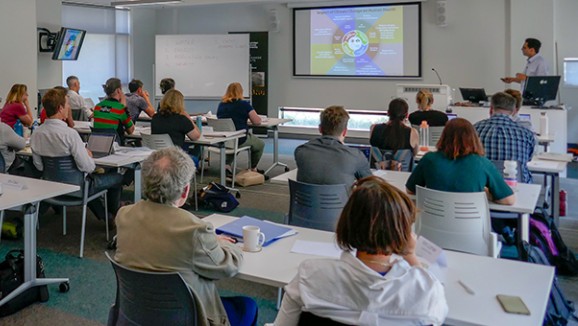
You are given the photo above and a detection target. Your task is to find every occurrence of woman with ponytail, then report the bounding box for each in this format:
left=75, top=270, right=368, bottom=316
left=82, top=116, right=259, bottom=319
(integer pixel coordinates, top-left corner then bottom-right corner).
left=370, top=98, right=418, bottom=155
left=408, top=89, right=448, bottom=126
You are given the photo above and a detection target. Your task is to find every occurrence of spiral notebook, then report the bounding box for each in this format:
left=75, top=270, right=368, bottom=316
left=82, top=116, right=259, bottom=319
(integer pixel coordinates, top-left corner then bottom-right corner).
left=216, top=216, right=297, bottom=247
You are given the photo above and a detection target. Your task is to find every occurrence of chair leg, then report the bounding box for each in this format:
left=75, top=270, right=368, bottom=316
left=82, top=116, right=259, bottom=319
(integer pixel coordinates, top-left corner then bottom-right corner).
left=104, top=193, right=109, bottom=241
left=0, top=211, right=4, bottom=243
left=80, top=204, right=87, bottom=258
left=63, top=206, right=67, bottom=235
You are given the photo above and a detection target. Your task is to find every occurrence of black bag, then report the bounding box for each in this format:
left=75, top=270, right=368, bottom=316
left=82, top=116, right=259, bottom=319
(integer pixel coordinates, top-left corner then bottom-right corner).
left=199, top=182, right=239, bottom=213
left=7, top=156, right=42, bottom=179
left=520, top=242, right=577, bottom=325
left=0, top=250, right=49, bottom=316
left=530, top=209, right=578, bottom=276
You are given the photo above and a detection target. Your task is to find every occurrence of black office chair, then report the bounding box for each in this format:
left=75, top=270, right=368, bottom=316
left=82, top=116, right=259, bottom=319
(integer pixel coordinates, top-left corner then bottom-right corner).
left=287, top=179, right=349, bottom=232
left=105, top=252, right=199, bottom=326
left=71, top=108, right=90, bottom=121
left=41, top=156, right=109, bottom=258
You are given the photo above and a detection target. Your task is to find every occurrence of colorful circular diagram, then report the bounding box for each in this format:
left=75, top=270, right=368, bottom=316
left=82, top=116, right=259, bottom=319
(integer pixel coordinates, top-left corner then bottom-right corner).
left=341, top=30, right=369, bottom=57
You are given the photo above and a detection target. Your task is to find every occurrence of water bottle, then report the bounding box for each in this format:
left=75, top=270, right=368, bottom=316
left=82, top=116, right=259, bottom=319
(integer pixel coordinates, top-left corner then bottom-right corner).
left=31, top=120, right=39, bottom=134
left=196, top=115, right=203, bottom=134
left=419, top=120, right=429, bottom=151
left=14, top=119, right=23, bottom=137
left=539, top=112, right=549, bottom=136
left=503, top=160, right=518, bottom=190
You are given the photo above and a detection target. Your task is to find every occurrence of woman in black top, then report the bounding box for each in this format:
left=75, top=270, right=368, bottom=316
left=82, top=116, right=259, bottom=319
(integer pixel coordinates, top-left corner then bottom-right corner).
left=408, top=89, right=448, bottom=127
left=151, top=89, right=200, bottom=148
left=370, top=98, right=419, bottom=155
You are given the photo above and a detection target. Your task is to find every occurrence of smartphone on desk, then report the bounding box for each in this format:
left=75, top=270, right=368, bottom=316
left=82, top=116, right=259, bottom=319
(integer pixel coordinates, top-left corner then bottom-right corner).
left=496, top=294, right=530, bottom=315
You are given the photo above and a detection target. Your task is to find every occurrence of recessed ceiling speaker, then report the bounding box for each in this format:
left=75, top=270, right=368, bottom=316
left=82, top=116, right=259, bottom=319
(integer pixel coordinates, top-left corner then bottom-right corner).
left=269, top=9, right=280, bottom=33
left=436, top=0, right=448, bottom=27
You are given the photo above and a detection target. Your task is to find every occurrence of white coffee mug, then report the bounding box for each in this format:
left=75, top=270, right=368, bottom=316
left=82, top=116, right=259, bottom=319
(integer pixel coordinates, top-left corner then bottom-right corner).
left=242, top=225, right=265, bottom=252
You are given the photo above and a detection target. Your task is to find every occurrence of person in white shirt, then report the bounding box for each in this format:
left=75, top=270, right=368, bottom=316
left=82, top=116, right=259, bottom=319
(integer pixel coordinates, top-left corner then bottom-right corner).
left=274, top=176, right=448, bottom=326
left=0, top=121, right=26, bottom=170
left=501, top=38, right=549, bottom=90
left=66, top=75, right=92, bottom=120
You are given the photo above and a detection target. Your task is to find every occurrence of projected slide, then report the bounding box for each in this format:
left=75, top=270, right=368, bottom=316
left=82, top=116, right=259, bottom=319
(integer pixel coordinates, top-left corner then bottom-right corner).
left=310, top=6, right=404, bottom=76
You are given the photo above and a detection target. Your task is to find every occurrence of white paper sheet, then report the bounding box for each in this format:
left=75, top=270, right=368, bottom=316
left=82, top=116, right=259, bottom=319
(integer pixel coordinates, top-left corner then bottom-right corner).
left=290, top=240, right=342, bottom=258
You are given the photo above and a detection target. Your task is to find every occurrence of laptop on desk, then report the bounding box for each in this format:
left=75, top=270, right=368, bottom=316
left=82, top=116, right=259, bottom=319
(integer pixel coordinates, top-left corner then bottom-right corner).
left=459, top=88, right=488, bottom=105
left=87, top=134, right=116, bottom=158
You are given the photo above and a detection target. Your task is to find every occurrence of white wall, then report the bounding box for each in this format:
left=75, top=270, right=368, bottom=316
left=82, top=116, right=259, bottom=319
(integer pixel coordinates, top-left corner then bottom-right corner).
left=131, top=8, right=156, bottom=93
left=36, top=0, right=62, bottom=90
left=0, top=1, right=38, bottom=111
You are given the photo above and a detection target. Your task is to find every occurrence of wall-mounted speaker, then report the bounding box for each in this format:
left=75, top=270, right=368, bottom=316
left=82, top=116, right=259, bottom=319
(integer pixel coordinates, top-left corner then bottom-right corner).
left=436, top=0, right=448, bottom=27
left=269, top=9, right=280, bottom=33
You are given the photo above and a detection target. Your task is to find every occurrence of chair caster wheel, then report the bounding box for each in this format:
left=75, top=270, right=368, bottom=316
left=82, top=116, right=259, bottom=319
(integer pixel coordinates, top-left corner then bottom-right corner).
left=235, top=192, right=241, bottom=199
left=284, top=167, right=290, bottom=172
left=59, top=282, right=70, bottom=293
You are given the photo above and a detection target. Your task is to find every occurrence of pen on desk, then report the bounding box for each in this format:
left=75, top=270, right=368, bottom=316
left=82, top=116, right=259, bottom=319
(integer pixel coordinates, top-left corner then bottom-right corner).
left=458, top=280, right=476, bottom=295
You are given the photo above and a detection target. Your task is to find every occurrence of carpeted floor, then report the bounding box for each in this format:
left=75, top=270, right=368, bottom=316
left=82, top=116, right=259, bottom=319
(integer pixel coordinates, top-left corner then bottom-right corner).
left=1, top=137, right=578, bottom=325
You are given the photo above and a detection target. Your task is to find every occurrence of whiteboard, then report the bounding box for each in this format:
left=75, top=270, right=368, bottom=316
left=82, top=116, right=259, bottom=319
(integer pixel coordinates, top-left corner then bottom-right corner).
left=155, top=34, right=250, bottom=98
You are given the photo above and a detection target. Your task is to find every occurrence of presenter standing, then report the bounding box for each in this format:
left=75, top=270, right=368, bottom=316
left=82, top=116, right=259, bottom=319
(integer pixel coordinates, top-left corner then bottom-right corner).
left=501, top=38, right=549, bottom=90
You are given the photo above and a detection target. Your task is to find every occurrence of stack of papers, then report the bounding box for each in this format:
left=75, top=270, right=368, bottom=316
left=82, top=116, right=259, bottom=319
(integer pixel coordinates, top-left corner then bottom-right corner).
left=216, top=216, right=297, bottom=246
left=536, top=152, right=573, bottom=162
left=203, top=130, right=245, bottom=138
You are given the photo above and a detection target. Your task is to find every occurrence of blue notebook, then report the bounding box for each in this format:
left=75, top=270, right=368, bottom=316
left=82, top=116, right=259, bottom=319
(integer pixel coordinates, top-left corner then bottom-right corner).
left=216, top=216, right=297, bottom=247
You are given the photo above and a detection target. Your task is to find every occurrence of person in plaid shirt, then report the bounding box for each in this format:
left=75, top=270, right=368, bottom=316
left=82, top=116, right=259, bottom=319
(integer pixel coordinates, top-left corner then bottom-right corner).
left=474, top=92, right=535, bottom=183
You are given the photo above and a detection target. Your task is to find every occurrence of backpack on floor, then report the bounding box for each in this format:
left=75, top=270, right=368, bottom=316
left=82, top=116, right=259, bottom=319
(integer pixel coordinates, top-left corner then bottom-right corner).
left=530, top=209, right=578, bottom=276
left=199, top=182, right=239, bottom=213
left=0, top=250, right=49, bottom=316
left=520, top=242, right=577, bottom=326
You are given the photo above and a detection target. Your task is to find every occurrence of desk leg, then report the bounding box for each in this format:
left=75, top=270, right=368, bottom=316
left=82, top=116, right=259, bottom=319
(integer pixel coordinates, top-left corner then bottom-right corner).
left=264, top=127, right=289, bottom=175
left=520, top=213, right=529, bottom=243
left=552, top=173, right=560, bottom=225
left=134, top=163, right=142, bottom=203
left=220, top=145, right=226, bottom=185
left=0, top=204, right=69, bottom=307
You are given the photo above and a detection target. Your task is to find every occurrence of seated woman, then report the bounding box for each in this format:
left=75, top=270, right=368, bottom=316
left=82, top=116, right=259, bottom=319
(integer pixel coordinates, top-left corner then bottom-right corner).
left=408, top=89, right=448, bottom=127
left=274, top=176, right=448, bottom=326
left=370, top=98, right=419, bottom=156
left=151, top=89, right=200, bottom=148
left=406, top=118, right=515, bottom=205
left=217, top=82, right=264, bottom=174
left=0, top=84, right=34, bottom=129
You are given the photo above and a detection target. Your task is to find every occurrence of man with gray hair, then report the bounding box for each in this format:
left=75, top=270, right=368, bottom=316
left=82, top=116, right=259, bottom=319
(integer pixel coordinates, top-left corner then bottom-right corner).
left=66, top=75, right=92, bottom=120
left=114, top=147, right=257, bottom=325
left=474, top=92, right=535, bottom=183
left=295, top=105, right=372, bottom=186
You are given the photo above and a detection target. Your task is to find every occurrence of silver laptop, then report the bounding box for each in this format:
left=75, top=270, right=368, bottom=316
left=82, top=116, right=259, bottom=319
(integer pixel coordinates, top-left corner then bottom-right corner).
left=87, top=134, right=116, bottom=158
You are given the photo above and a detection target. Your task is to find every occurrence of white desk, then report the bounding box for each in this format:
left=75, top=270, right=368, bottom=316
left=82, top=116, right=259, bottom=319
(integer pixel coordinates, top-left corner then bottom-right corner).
left=205, top=214, right=553, bottom=326
left=528, top=158, right=568, bottom=225
left=249, top=118, right=292, bottom=175
left=271, top=169, right=540, bottom=242
left=0, top=174, right=79, bottom=307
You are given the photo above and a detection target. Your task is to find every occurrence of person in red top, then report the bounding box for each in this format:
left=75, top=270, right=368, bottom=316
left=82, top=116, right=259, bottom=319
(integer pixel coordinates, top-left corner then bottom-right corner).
left=0, top=84, right=34, bottom=129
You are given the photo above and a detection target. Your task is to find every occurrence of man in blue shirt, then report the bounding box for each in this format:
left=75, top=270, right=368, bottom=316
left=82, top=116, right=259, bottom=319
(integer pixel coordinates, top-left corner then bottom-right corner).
left=501, top=38, right=549, bottom=91
left=474, top=92, right=535, bottom=183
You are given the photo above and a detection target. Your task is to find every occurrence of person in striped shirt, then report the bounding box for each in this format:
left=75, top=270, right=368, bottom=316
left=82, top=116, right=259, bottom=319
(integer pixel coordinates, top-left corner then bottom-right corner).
left=93, top=78, right=134, bottom=143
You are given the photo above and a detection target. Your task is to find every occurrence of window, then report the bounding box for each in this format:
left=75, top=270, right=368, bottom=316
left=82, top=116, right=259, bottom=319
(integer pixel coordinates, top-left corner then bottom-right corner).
left=61, top=4, right=130, bottom=104
left=564, top=58, right=578, bottom=87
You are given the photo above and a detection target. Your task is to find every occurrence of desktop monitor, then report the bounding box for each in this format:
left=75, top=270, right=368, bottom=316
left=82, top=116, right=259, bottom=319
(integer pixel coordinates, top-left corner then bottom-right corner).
left=52, top=27, right=86, bottom=60
left=523, top=75, right=561, bottom=106
left=459, top=88, right=488, bottom=104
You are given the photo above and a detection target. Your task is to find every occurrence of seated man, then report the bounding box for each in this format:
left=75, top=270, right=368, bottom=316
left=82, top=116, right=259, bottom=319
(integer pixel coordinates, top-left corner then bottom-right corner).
left=31, top=88, right=124, bottom=222
left=125, top=78, right=155, bottom=123
left=114, top=147, right=258, bottom=325
left=474, top=92, right=535, bottom=183
left=66, top=75, right=92, bottom=120
left=295, top=105, right=372, bottom=187
left=93, top=77, right=135, bottom=144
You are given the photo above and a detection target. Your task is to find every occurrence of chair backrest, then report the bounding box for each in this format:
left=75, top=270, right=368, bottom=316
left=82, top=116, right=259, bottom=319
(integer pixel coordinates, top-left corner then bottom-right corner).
left=371, top=147, right=414, bottom=172
left=288, top=179, right=349, bottom=232
left=71, top=109, right=90, bottom=121
left=0, top=152, right=5, bottom=173
left=207, top=118, right=243, bottom=149
left=298, top=311, right=353, bottom=326
left=415, top=186, right=494, bottom=256
left=41, top=156, right=85, bottom=198
left=141, top=133, right=174, bottom=150
left=429, top=126, right=444, bottom=146
left=105, top=252, right=199, bottom=326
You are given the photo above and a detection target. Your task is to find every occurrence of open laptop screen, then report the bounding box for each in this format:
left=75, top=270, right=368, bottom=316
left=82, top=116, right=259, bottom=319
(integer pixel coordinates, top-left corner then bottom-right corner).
left=87, top=134, right=115, bottom=157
